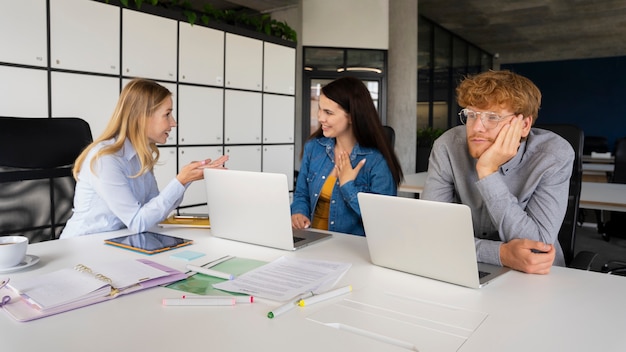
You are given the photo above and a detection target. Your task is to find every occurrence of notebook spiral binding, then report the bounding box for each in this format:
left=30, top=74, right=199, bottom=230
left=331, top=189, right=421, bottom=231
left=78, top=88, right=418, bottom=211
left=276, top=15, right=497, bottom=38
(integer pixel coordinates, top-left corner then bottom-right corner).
left=74, top=264, right=118, bottom=296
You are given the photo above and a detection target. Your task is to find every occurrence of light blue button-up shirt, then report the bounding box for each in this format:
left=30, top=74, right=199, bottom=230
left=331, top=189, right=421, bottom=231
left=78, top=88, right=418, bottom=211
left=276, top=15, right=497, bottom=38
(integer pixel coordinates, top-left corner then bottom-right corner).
left=60, top=138, right=186, bottom=238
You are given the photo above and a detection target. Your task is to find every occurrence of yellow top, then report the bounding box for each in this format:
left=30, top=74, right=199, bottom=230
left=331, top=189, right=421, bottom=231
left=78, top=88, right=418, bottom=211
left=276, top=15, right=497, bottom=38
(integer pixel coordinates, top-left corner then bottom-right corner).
left=312, top=175, right=337, bottom=230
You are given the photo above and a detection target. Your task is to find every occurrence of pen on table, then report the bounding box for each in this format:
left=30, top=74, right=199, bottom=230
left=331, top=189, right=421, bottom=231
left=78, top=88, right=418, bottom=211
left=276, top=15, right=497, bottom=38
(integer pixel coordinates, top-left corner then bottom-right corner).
left=162, top=297, right=235, bottom=306
left=204, top=255, right=234, bottom=268
left=186, top=264, right=235, bottom=280
left=182, top=295, right=254, bottom=303
left=298, top=285, right=352, bottom=307
left=267, top=291, right=313, bottom=319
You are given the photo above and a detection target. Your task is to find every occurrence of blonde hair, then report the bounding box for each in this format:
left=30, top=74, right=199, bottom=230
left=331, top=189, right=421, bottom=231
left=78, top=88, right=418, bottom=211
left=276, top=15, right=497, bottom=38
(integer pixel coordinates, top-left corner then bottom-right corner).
left=456, top=70, right=542, bottom=124
left=73, top=78, right=172, bottom=179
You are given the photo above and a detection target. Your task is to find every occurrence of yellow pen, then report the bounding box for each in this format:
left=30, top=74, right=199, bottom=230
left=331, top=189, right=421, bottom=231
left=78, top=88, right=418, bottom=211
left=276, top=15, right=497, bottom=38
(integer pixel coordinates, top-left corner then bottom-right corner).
left=298, top=285, right=352, bottom=307
left=267, top=291, right=313, bottom=319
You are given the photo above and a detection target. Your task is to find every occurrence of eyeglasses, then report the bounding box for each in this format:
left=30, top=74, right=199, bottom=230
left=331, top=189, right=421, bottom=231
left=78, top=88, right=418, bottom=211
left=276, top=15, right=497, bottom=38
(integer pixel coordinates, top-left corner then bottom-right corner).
left=458, top=108, right=517, bottom=130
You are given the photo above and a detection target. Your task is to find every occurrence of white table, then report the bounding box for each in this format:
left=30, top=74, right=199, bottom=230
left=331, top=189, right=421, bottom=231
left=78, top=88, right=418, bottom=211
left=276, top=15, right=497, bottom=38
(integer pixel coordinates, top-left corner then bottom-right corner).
left=2, top=228, right=626, bottom=352
left=582, top=155, right=614, bottom=164
left=580, top=181, right=626, bottom=212
left=398, top=171, right=427, bottom=195
left=583, top=163, right=615, bottom=173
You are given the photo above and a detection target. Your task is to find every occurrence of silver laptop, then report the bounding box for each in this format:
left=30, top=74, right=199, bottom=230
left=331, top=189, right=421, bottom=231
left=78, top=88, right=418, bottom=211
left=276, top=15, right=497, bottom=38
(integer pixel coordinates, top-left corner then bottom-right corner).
left=203, top=169, right=332, bottom=250
left=358, top=193, right=510, bottom=288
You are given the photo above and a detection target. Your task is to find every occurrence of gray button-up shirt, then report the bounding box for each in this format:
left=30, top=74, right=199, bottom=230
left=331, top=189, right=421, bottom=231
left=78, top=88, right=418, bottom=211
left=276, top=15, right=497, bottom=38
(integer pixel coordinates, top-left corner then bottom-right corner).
left=422, top=126, right=574, bottom=267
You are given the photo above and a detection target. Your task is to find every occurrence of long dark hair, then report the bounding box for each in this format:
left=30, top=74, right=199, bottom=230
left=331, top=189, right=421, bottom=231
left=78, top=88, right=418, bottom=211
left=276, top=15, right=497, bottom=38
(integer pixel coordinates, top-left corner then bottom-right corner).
left=310, top=77, right=403, bottom=185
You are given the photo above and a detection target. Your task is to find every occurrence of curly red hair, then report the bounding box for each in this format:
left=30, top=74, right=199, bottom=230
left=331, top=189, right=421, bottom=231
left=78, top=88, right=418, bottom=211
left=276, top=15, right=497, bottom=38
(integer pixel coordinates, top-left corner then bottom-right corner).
left=456, top=70, right=541, bottom=124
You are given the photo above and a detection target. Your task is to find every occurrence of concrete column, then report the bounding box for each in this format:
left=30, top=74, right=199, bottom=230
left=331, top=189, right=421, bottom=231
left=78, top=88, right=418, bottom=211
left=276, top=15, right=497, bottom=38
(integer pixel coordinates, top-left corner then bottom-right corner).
left=388, top=0, right=418, bottom=174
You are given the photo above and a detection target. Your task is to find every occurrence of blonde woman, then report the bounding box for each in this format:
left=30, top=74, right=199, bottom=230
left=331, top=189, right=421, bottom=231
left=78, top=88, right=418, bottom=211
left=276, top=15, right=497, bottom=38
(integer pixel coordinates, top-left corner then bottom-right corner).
left=61, top=78, right=227, bottom=238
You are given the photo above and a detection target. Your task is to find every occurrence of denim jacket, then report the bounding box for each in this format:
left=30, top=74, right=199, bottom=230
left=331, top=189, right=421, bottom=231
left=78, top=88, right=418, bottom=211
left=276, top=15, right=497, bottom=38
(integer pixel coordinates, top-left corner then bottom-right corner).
left=291, top=137, right=397, bottom=236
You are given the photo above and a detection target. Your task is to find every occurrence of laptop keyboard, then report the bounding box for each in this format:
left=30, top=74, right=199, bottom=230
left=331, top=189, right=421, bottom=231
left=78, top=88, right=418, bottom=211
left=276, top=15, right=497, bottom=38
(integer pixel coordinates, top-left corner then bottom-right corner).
left=293, top=236, right=306, bottom=243
left=478, top=270, right=490, bottom=279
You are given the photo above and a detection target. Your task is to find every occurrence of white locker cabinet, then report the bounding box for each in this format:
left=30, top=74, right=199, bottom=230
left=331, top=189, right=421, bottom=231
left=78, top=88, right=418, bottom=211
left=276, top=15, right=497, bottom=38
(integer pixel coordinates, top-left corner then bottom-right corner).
left=178, top=146, right=224, bottom=207
left=224, top=33, right=263, bottom=91
left=224, top=146, right=262, bottom=172
left=51, top=73, right=120, bottom=139
left=224, top=90, right=262, bottom=144
left=0, top=66, right=48, bottom=117
left=50, top=0, right=119, bottom=74
left=1, top=0, right=297, bottom=217
left=161, top=81, right=178, bottom=146
left=263, top=145, right=295, bottom=191
left=122, top=9, right=177, bottom=81
left=122, top=78, right=178, bottom=145
left=179, top=23, right=225, bottom=86
left=178, top=85, right=223, bottom=145
left=0, top=0, right=47, bottom=67
left=154, top=147, right=178, bottom=192
left=263, top=94, right=295, bottom=143
left=263, top=42, right=296, bottom=95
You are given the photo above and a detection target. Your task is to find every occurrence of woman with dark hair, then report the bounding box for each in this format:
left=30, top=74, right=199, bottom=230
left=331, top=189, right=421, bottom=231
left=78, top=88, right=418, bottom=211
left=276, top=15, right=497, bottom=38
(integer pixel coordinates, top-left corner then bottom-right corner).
left=291, top=77, right=403, bottom=236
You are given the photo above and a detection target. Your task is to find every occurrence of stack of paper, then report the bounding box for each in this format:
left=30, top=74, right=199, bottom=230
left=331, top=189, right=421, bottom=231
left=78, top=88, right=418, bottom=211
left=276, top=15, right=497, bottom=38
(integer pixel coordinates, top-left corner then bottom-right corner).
left=591, top=151, right=612, bottom=159
left=213, top=256, right=351, bottom=301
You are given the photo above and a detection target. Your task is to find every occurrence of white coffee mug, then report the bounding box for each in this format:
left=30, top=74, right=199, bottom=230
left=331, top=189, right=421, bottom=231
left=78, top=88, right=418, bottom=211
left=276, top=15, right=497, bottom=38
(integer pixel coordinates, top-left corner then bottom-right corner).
left=0, top=236, right=29, bottom=268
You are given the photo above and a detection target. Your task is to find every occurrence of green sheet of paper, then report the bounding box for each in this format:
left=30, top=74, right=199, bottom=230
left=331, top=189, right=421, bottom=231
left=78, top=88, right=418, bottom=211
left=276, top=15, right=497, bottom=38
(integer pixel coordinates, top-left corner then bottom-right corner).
left=165, top=257, right=267, bottom=296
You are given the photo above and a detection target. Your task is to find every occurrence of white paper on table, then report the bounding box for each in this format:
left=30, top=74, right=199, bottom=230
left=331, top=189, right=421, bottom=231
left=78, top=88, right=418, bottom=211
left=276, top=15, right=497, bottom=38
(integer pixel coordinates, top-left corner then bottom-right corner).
left=213, top=256, right=351, bottom=302
left=591, top=151, right=612, bottom=159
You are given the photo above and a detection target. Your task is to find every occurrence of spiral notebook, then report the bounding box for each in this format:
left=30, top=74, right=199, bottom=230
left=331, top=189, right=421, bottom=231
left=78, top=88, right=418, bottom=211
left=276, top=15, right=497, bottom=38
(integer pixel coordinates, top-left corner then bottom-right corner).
left=1, top=259, right=187, bottom=322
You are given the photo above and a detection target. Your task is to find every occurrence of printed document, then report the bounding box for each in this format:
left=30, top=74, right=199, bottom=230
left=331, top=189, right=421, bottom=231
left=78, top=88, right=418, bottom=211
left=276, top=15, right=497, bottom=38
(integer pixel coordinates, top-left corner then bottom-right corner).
left=213, top=256, right=351, bottom=301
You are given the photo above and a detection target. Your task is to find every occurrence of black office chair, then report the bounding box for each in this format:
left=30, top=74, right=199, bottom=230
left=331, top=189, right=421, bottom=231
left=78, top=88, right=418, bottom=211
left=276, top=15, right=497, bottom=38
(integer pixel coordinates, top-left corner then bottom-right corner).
left=600, top=137, right=626, bottom=241
left=382, top=125, right=396, bottom=149
left=598, top=138, right=626, bottom=274
left=581, top=135, right=610, bottom=234
left=0, top=117, right=93, bottom=242
left=535, top=124, right=597, bottom=269
left=583, top=135, right=609, bottom=155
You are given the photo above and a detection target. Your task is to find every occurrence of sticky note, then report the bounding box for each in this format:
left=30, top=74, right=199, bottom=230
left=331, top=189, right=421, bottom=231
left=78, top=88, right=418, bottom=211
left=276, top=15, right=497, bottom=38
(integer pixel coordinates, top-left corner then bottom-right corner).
left=170, top=251, right=206, bottom=261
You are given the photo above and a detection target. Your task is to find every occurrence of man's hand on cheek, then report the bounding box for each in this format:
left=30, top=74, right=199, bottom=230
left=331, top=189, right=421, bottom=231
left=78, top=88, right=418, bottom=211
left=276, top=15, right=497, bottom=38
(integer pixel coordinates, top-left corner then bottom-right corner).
left=476, top=116, right=523, bottom=178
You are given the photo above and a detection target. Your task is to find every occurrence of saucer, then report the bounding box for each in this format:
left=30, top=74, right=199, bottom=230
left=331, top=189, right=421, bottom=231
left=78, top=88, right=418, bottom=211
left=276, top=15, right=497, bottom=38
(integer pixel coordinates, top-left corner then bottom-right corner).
left=0, top=255, right=40, bottom=273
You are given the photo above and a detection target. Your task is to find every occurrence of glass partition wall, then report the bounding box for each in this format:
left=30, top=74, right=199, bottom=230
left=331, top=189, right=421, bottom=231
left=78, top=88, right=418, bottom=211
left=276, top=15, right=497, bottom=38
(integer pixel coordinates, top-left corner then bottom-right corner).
left=417, top=15, right=494, bottom=171
left=302, top=47, right=387, bottom=138
left=418, top=16, right=493, bottom=131
left=301, top=20, right=492, bottom=173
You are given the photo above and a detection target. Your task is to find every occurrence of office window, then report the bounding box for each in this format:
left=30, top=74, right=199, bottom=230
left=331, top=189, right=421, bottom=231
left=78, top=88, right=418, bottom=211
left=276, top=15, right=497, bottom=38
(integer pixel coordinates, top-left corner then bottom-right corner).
left=417, top=16, right=494, bottom=131
left=304, top=47, right=344, bottom=72
left=417, top=15, right=494, bottom=172
left=303, top=47, right=387, bottom=137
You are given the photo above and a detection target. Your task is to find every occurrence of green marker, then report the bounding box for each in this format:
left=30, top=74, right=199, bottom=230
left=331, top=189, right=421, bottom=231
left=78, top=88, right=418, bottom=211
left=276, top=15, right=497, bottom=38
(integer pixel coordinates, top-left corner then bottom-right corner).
left=267, top=291, right=313, bottom=319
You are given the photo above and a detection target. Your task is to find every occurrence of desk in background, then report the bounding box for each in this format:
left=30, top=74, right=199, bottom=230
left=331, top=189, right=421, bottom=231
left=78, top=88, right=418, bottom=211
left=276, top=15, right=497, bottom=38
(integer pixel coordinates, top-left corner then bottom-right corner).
left=583, top=162, right=614, bottom=182
left=582, top=163, right=614, bottom=173
left=582, top=155, right=615, bottom=164
left=398, top=171, right=427, bottom=195
left=3, top=228, right=626, bottom=352
left=582, top=154, right=615, bottom=182
left=580, top=181, right=626, bottom=212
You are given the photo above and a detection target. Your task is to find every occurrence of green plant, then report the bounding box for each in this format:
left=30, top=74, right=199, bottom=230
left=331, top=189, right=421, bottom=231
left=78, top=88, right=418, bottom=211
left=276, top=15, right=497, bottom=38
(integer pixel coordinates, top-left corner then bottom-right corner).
left=416, top=127, right=445, bottom=147
left=106, top=0, right=297, bottom=42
